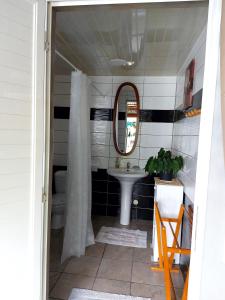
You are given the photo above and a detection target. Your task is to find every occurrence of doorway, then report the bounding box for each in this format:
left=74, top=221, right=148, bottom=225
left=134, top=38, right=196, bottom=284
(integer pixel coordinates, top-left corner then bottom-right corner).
left=43, top=1, right=217, bottom=298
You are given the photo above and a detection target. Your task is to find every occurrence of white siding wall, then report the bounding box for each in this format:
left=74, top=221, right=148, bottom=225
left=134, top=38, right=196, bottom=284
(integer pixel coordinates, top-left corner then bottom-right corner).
left=0, top=1, right=45, bottom=300
left=172, top=27, right=207, bottom=202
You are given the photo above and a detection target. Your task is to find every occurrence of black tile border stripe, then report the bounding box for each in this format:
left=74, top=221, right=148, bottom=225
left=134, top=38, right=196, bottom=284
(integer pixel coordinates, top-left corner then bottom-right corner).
left=90, top=108, right=113, bottom=121
left=54, top=107, right=175, bottom=123
left=140, top=110, right=174, bottom=123
left=90, top=108, right=175, bottom=122
left=174, top=89, right=203, bottom=122
left=54, top=107, right=70, bottom=119
left=54, top=89, right=203, bottom=123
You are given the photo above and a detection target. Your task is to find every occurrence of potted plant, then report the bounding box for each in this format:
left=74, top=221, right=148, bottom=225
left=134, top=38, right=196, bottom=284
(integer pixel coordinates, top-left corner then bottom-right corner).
left=144, top=148, right=184, bottom=181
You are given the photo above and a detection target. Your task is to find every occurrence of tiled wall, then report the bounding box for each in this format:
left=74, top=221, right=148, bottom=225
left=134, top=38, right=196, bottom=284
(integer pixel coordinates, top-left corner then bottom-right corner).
left=90, top=76, right=176, bottom=219
left=172, top=27, right=206, bottom=202
left=53, top=75, right=71, bottom=167
left=172, top=26, right=207, bottom=266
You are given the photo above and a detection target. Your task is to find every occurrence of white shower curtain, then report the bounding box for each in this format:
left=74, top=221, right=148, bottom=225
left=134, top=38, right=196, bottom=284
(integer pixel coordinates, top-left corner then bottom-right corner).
left=61, top=71, right=94, bottom=262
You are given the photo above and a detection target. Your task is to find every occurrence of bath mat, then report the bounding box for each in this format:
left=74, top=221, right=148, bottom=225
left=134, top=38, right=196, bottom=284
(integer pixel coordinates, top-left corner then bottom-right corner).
left=68, top=288, right=151, bottom=300
left=95, top=226, right=147, bottom=248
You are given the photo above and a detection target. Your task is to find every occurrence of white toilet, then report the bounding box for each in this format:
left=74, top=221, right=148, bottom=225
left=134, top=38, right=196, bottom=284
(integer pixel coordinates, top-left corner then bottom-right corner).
left=51, top=170, right=67, bottom=229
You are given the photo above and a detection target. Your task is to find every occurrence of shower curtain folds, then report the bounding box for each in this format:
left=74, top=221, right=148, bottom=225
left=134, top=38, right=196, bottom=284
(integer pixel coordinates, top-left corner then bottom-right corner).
left=61, top=71, right=94, bottom=262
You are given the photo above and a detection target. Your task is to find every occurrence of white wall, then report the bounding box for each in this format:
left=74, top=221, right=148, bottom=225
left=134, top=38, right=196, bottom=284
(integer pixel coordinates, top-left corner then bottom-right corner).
left=199, top=63, right=225, bottom=299
left=172, top=27, right=207, bottom=202
left=90, top=76, right=176, bottom=170
left=0, top=1, right=45, bottom=300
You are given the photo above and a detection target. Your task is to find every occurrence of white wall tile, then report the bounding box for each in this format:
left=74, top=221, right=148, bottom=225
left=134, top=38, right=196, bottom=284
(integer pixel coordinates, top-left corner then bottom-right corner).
left=90, top=76, right=113, bottom=84
left=91, top=132, right=110, bottom=145
left=173, top=116, right=200, bottom=136
left=172, top=135, right=199, bottom=158
left=92, top=83, right=112, bottom=96
left=54, top=131, right=68, bottom=143
left=53, top=155, right=68, bottom=166
left=142, top=96, right=175, bottom=110
left=113, top=76, right=145, bottom=84
left=140, top=123, right=173, bottom=136
left=54, top=75, right=71, bottom=83
left=54, top=119, right=69, bottom=131
left=90, top=96, right=112, bottom=108
left=53, top=142, right=68, bottom=155
left=144, top=76, right=176, bottom=84
left=172, top=27, right=206, bottom=203
left=108, top=157, right=139, bottom=169
left=109, top=145, right=140, bottom=159
left=139, top=159, right=148, bottom=170
left=91, top=144, right=109, bottom=157
left=53, top=95, right=70, bottom=107
left=140, top=147, right=163, bottom=160
left=90, top=120, right=112, bottom=133
left=140, top=135, right=172, bottom=148
left=54, top=82, right=71, bottom=95
left=92, top=156, right=109, bottom=169
left=143, top=83, right=176, bottom=97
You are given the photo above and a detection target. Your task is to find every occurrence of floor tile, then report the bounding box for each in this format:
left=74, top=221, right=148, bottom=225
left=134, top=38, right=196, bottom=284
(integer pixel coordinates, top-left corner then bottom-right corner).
left=64, top=256, right=101, bottom=277
left=133, top=248, right=152, bottom=264
left=85, top=243, right=105, bottom=258
left=50, top=257, right=69, bottom=273
left=132, top=262, right=164, bottom=285
left=97, top=258, right=132, bottom=282
left=131, top=283, right=165, bottom=300
left=93, top=278, right=130, bottom=295
left=175, top=288, right=183, bottom=300
left=171, top=271, right=184, bottom=289
left=103, top=245, right=134, bottom=261
left=49, top=272, right=61, bottom=291
left=50, top=273, right=95, bottom=300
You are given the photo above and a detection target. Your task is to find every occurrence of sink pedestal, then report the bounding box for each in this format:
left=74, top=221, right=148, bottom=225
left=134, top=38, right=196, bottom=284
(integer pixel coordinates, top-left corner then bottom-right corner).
left=120, top=181, right=133, bottom=225
left=107, top=168, right=147, bottom=226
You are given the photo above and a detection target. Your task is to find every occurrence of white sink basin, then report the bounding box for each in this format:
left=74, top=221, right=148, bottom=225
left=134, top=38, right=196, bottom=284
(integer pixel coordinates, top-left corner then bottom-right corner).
left=108, top=168, right=147, bottom=225
left=108, top=168, right=147, bottom=183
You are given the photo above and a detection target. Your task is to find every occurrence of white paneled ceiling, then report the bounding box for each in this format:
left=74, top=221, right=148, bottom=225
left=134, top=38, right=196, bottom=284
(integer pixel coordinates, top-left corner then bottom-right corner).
left=55, top=2, right=208, bottom=76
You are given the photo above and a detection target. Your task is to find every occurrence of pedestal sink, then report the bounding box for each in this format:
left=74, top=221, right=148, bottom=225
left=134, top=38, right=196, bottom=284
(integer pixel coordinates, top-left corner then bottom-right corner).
left=107, top=168, right=147, bottom=225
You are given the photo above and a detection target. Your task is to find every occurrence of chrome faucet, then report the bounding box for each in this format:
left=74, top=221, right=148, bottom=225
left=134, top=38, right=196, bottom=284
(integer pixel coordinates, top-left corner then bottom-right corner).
left=127, top=162, right=131, bottom=171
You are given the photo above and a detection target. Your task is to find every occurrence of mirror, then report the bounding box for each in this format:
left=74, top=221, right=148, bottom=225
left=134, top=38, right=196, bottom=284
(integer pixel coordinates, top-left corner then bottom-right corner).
left=113, top=82, right=140, bottom=156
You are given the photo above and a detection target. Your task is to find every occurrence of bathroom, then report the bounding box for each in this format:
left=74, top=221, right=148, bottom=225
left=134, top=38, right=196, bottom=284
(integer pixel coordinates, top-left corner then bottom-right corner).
left=49, top=2, right=208, bottom=300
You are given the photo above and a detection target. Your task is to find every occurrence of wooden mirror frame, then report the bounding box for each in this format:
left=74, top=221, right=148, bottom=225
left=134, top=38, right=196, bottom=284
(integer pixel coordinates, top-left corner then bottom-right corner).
left=112, top=82, right=140, bottom=156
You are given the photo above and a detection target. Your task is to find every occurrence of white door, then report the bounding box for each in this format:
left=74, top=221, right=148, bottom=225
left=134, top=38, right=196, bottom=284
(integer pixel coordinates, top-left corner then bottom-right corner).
left=0, top=1, right=46, bottom=300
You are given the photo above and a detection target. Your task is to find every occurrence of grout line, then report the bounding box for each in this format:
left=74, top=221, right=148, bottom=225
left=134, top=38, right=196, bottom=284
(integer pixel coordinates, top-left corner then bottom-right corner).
left=92, top=244, right=106, bottom=290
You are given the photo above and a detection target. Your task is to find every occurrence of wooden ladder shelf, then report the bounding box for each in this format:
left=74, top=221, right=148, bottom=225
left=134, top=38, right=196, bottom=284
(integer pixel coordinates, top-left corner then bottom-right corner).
left=152, top=201, right=192, bottom=300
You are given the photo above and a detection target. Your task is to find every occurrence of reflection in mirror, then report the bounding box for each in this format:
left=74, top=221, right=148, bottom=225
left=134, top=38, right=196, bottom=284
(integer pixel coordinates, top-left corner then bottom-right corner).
left=113, top=83, right=140, bottom=156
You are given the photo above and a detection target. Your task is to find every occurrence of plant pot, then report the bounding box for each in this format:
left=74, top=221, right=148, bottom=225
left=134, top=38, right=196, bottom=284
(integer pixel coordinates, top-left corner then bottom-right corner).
left=160, top=172, right=173, bottom=181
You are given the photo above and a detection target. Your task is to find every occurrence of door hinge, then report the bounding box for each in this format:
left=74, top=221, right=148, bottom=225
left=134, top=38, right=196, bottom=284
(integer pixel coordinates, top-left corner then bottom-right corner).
left=42, top=192, right=47, bottom=203
left=44, top=31, right=50, bottom=52
left=45, top=39, right=50, bottom=52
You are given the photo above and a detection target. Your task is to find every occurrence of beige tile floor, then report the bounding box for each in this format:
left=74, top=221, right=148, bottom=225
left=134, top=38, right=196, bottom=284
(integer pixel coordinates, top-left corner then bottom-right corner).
left=49, top=216, right=184, bottom=300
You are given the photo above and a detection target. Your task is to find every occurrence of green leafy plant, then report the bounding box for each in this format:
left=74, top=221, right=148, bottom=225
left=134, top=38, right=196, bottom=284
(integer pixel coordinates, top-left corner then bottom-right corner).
left=144, top=148, right=184, bottom=180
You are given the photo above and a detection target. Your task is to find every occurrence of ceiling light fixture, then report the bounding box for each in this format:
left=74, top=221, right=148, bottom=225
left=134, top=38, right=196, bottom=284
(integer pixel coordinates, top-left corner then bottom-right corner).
left=110, top=58, right=135, bottom=67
